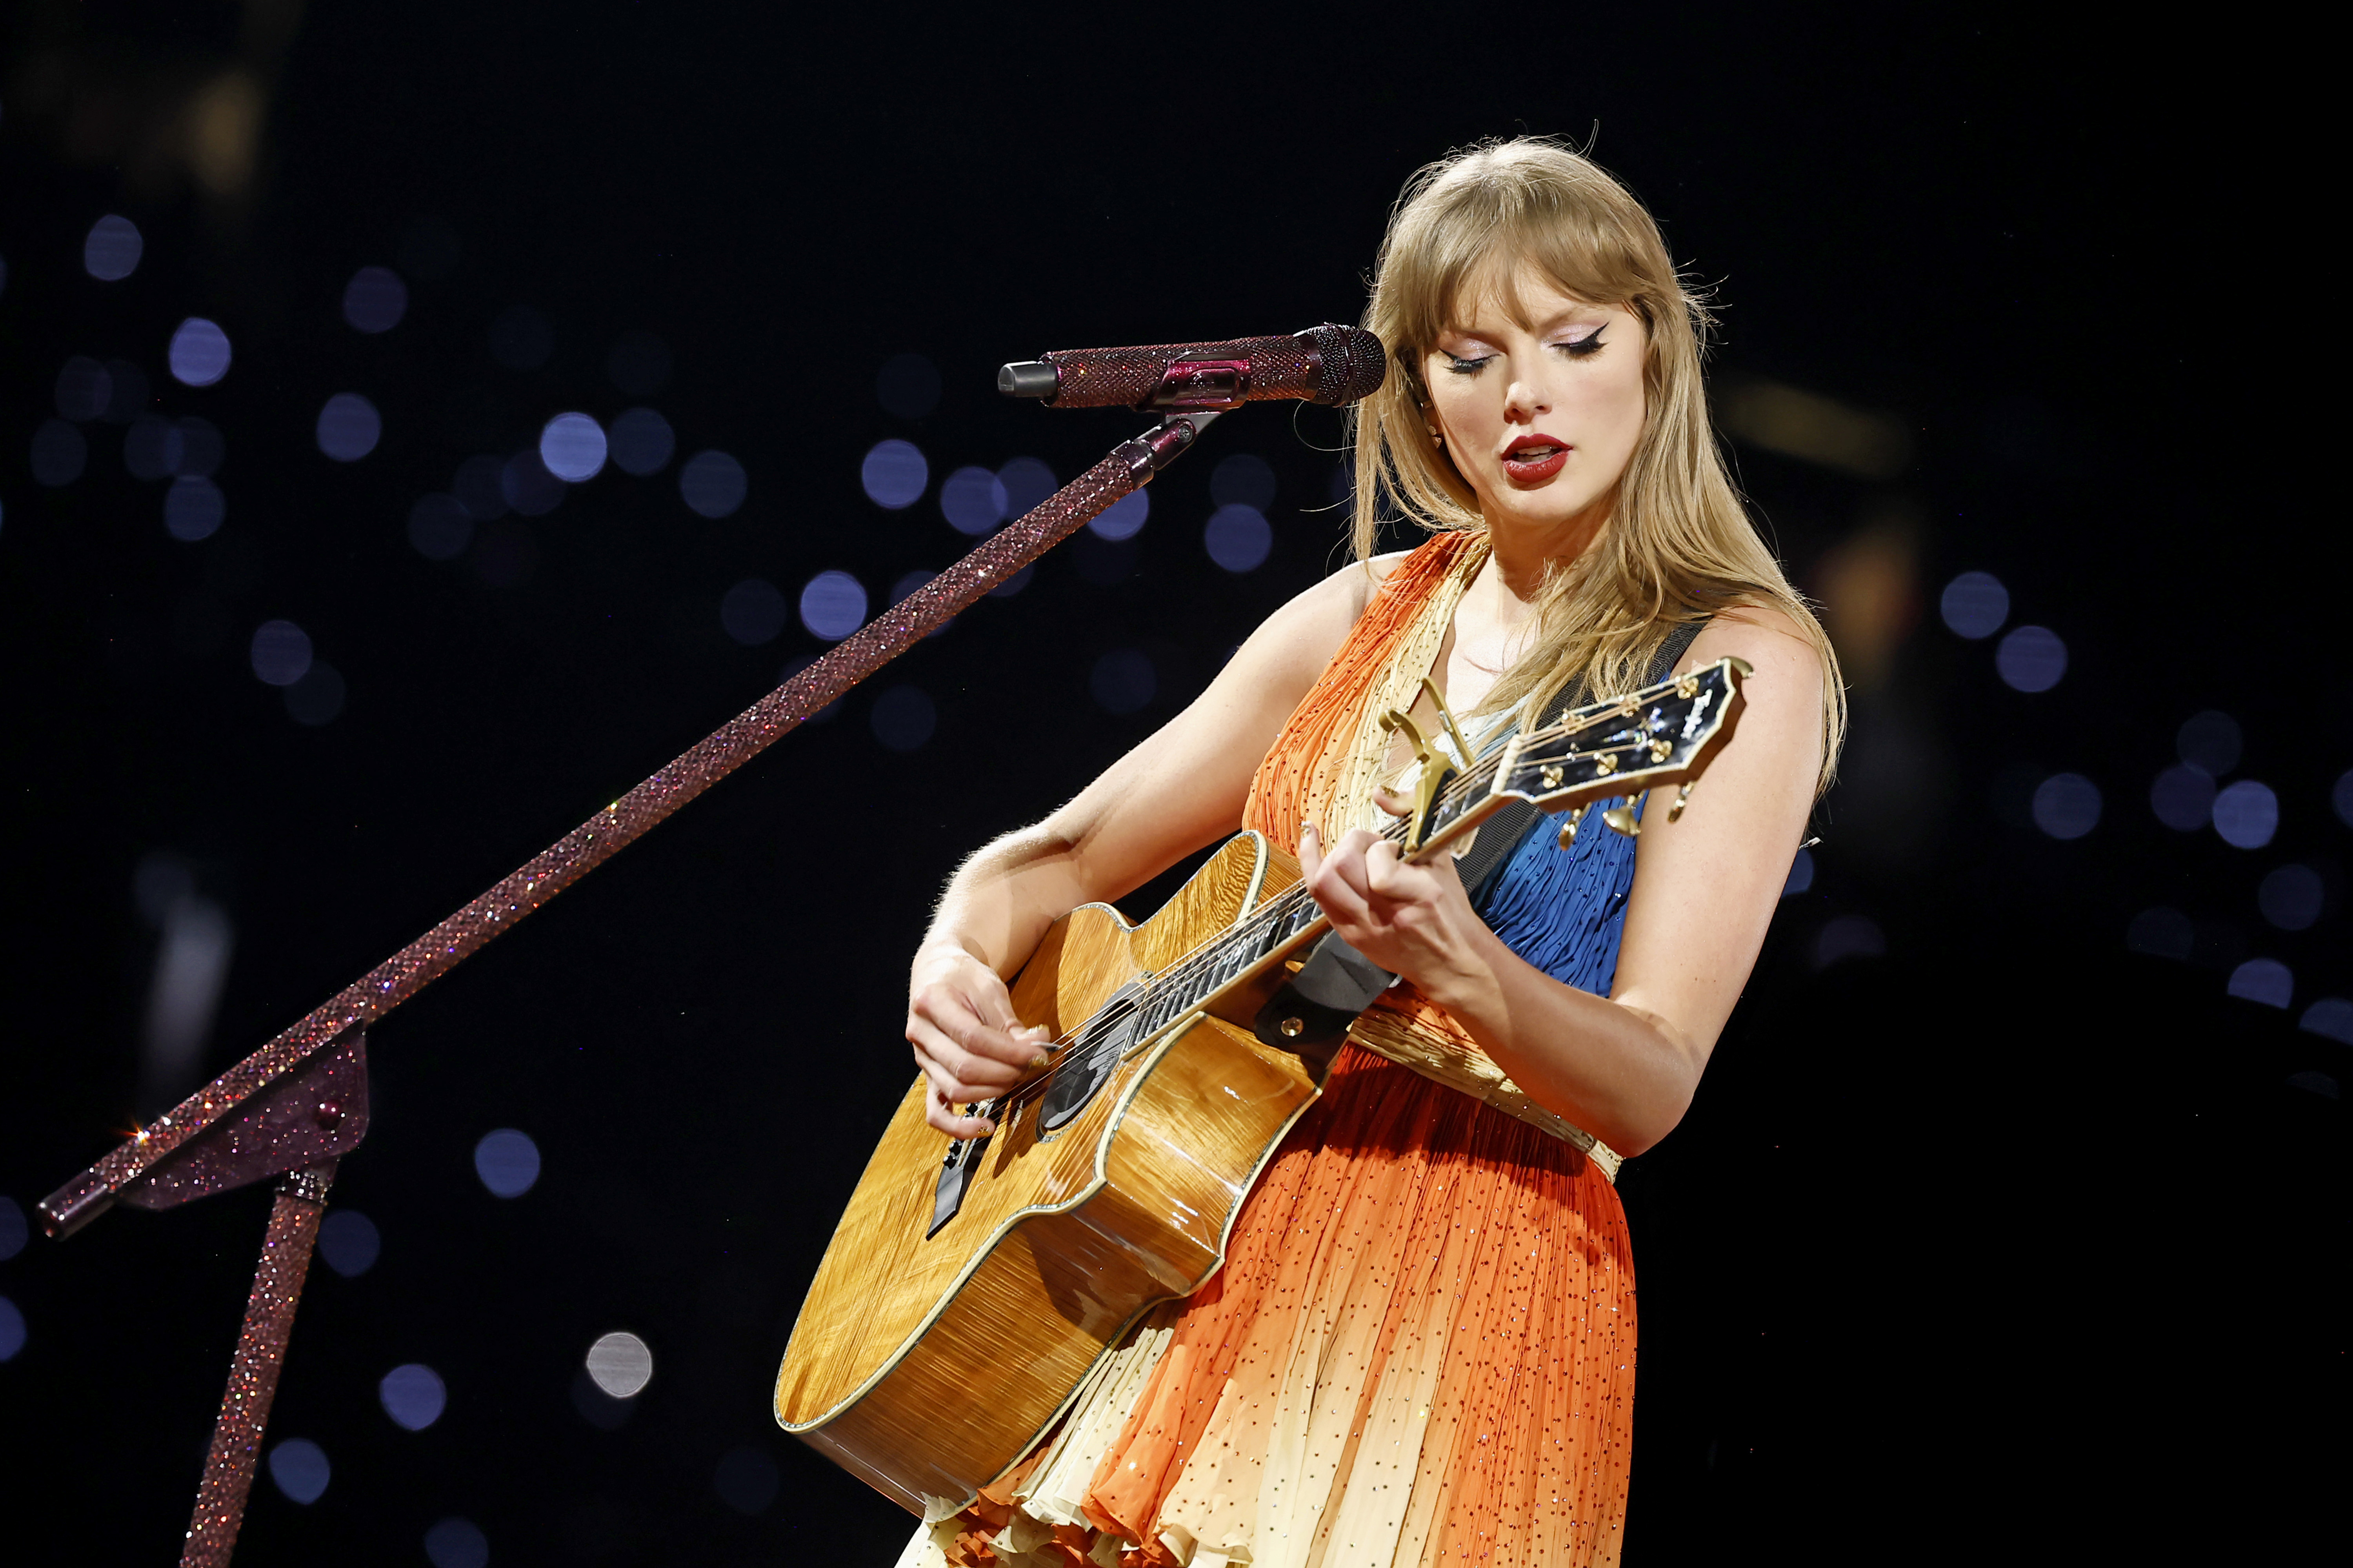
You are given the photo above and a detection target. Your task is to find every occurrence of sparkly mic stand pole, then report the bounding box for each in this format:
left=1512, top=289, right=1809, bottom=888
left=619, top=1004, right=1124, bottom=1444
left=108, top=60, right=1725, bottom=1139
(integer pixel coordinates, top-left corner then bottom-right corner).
left=36, top=408, right=1222, bottom=1566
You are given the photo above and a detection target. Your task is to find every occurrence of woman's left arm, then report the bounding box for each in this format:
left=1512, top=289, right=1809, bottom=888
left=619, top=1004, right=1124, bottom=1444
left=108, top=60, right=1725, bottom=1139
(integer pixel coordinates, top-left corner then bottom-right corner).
left=1299, top=610, right=1824, bottom=1155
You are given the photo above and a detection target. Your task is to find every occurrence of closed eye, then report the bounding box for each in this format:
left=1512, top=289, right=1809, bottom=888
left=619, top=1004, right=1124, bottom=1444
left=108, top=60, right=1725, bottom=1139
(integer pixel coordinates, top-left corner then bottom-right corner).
left=1443, top=352, right=1494, bottom=376
left=1553, top=326, right=1606, bottom=358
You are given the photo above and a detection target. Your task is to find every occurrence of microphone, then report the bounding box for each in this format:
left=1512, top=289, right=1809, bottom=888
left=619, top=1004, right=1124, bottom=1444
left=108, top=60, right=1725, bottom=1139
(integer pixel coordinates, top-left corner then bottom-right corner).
left=998, top=324, right=1386, bottom=412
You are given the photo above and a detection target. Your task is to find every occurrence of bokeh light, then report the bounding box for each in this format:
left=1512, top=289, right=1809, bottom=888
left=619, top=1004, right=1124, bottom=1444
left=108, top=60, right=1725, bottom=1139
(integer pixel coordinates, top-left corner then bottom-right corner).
left=408, top=495, right=474, bottom=561
left=453, top=455, right=510, bottom=520
left=1204, top=505, right=1272, bottom=573
left=2126, top=906, right=2193, bottom=960
left=164, top=476, right=226, bottom=542
left=2031, top=773, right=2101, bottom=839
left=317, top=1209, right=380, bottom=1277
left=2333, top=769, right=2353, bottom=828
left=721, top=579, right=788, bottom=646
left=860, top=439, right=928, bottom=510
left=1995, top=625, right=2066, bottom=692
left=0, top=1197, right=27, bottom=1261
left=2227, top=958, right=2292, bottom=1008
left=1090, top=488, right=1149, bottom=541
left=56, top=356, right=112, bottom=421
left=1938, top=571, right=2009, bottom=639
left=2149, top=764, right=2215, bottom=831
left=2258, top=865, right=2323, bottom=930
left=489, top=305, right=553, bottom=371
left=169, top=318, right=233, bottom=387
left=0, top=1297, right=22, bottom=1362
left=998, top=457, right=1057, bottom=517
left=250, top=621, right=314, bottom=687
left=680, top=450, right=748, bottom=518
left=425, top=1519, right=489, bottom=1568
left=1813, top=914, right=1885, bottom=969
left=2211, top=779, right=2279, bottom=849
left=473, top=1128, right=541, bottom=1198
left=84, top=214, right=143, bottom=282
left=877, top=353, right=942, bottom=420
left=2301, top=997, right=2353, bottom=1045
left=286, top=662, right=346, bottom=726
left=102, top=359, right=150, bottom=420
left=539, top=412, right=607, bottom=482
left=2176, top=710, right=2242, bottom=776
left=585, top=1331, right=653, bottom=1398
left=799, top=571, right=867, bottom=640
left=379, top=1363, right=447, bottom=1430
left=31, top=421, right=87, bottom=486
left=124, top=416, right=225, bottom=481
left=343, top=266, right=408, bottom=333
left=1211, top=452, right=1277, bottom=510
left=1783, top=847, right=1815, bottom=897
left=871, top=686, right=937, bottom=752
left=501, top=449, right=565, bottom=516
left=608, top=407, right=675, bottom=476
left=715, top=1447, right=781, bottom=1516
left=267, top=1439, right=330, bottom=1505
left=607, top=330, right=672, bottom=396
left=316, top=393, right=383, bottom=462
left=1089, top=650, right=1156, bottom=714
left=940, top=465, right=1008, bottom=535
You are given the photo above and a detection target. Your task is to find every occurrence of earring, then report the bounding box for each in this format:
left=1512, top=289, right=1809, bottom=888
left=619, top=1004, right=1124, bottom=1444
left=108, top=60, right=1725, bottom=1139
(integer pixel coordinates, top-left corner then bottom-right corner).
left=1427, top=426, right=1444, bottom=447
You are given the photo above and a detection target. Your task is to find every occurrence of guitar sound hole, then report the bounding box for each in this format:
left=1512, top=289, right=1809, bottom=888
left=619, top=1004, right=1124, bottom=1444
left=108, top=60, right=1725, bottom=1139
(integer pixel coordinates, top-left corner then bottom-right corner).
left=1040, top=990, right=1140, bottom=1133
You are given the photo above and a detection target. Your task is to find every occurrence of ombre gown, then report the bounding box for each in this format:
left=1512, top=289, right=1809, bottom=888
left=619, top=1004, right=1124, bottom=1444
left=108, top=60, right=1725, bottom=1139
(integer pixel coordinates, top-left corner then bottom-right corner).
left=904, top=531, right=1652, bottom=1568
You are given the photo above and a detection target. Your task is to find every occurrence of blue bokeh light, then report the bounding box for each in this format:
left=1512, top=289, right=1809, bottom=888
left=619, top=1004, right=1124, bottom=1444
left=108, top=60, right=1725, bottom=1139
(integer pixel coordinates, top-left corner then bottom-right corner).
left=169, top=318, right=233, bottom=387
left=250, top=621, right=314, bottom=687
left=317, top=1209, right=380, bottom=1277
left=2211, top=780, right=2279, bottom=849
left=1994, top=625, right=2066, bottom=692
left=267, top=1439, right=330, bottom=1505
left=799, top=571, right=868, bottom=640
left=722, top=579, right=788, bottom=646
left=2177, top=710, right=2242, bottom=776
left=680, top=450, right=748, bottom=518
left=2227, top=958, right=2292, bottom=1009
left=317, top=394, right=383, bottom=462
left=165, top=476, right=226, bottom=541
left=2149, top=764, right=2214, bottom=831
left=940, top=465, right=1008, bottom=535
left=473, top=1128, right=541, bottom=1198
left=408, top=495, right=474, bottom=561
left=1938, top=571, right=2009, bottom=639
left=998, top=457, right=1057, bottom=517
left=425, top=1519, right=489, bottom=1568
left=1090, top=488, right=1149, bottom=541
left=343, top=267, right=409, bottom=334
left=607, top=408, right=675, bottom=476
left=2031, top=772, right=2101, bottom=839
left=539, top=412, right=607, bottom=482
left=1211, top=452, right=1277, bottom=510
left=1204, top=505, right=1272, bottom=573
left=861, top=440, right=928, bottom=510
left=84, top=214, right=143, bottom=282
left=380, top=1363, right=447, bottom=1431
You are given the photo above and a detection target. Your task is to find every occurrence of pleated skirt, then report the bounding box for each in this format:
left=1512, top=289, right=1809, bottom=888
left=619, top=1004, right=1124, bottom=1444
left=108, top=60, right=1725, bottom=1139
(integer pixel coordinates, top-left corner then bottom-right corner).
left=898, top=1044, right=1637, bottom=1568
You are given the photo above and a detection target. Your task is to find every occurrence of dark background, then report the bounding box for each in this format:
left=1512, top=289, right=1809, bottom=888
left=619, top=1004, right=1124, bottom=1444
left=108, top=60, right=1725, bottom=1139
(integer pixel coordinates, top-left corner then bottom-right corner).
left=2, top=5, right=2342, bottom=1563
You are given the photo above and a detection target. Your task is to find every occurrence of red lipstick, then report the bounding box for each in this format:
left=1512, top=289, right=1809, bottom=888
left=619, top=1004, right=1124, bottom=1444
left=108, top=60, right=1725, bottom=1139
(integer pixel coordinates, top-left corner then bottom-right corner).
left=1499, top=433, right=1570, bottom=484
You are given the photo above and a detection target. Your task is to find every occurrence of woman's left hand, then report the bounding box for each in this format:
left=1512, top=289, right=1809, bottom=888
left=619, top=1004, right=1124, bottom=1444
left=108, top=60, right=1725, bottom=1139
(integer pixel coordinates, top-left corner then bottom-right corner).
left=1297, top=822, right=1500, bottom=1007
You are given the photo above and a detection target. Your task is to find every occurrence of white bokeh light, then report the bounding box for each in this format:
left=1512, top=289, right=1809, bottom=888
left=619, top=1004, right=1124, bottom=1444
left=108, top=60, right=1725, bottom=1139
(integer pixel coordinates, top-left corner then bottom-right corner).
left=585, top=1331, right=653, bottom=1398
left=539, top=412, right=608, bottom=482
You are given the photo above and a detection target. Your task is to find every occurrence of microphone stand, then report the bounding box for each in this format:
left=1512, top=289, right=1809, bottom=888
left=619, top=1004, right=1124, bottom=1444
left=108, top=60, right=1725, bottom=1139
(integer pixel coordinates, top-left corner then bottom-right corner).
left=36, top=407, right=1223, bottom=1568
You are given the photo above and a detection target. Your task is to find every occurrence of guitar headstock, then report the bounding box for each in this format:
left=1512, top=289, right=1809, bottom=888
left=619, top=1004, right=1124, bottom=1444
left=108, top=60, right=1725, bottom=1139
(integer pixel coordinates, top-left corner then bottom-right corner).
left=1494, top=656, right=1751, bottom=817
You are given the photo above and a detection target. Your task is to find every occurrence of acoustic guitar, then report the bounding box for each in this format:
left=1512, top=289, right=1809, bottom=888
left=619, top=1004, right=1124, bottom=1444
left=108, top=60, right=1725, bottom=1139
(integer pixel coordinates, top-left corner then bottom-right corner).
left=773, top=658, right=1752, bottom=1520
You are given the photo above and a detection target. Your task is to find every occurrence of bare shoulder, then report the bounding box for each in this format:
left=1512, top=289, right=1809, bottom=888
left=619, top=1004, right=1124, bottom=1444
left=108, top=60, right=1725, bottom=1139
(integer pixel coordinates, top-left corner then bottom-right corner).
left=1229, top=549, right=1414, bottom=691
left=1683, top=601, right=1826, bottom=698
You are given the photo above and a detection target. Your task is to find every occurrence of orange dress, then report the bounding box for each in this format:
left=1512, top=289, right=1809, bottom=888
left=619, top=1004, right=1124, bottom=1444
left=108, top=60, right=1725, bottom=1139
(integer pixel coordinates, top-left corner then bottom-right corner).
left=907, top=533, right=1636, bottom=1568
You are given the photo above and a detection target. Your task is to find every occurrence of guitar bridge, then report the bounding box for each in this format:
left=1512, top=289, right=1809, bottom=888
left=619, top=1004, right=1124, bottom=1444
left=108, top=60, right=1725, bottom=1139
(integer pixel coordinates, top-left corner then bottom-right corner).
left=926, top=1105, right=998, bottom=1239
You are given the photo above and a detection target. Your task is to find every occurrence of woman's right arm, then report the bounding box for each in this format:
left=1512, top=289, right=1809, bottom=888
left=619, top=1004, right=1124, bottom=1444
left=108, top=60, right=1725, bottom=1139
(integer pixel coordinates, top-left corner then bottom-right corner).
left=906, top=556, right=1393, bottom=1136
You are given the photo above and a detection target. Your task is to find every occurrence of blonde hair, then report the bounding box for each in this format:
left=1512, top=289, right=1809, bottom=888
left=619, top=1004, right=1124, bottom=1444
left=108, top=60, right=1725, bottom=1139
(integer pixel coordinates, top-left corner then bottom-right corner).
left=1350, top=137, right=1845, bottom=791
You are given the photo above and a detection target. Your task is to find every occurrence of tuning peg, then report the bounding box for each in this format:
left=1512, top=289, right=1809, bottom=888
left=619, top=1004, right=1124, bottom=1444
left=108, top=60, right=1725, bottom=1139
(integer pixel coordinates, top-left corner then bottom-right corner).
left=1602, top=789, right=1651, bottom=838
left=1556, top=805, right=1587, bottom=849
left=1667, top=781, right=1696, bottom=822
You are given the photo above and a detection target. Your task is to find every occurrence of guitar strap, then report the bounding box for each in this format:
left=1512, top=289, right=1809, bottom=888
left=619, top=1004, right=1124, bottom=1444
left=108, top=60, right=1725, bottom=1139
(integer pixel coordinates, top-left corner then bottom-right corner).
left=1250, top=619, right=1709, bottom=1064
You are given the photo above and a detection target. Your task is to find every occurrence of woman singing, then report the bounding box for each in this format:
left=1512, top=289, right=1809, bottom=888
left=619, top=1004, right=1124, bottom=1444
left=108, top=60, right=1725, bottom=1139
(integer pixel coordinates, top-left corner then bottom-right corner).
left=898, top=138, right=1842, bottom=1567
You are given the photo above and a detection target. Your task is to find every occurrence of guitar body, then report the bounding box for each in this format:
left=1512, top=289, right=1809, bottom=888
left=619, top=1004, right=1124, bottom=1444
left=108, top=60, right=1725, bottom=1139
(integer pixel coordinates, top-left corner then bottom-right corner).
left=773, top=830, right=1318, bottom=1520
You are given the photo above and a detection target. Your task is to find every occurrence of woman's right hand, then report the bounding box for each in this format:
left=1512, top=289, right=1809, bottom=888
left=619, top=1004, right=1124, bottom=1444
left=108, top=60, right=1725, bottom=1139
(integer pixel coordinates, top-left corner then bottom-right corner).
left=906, top=942, right=1053, bottom=1137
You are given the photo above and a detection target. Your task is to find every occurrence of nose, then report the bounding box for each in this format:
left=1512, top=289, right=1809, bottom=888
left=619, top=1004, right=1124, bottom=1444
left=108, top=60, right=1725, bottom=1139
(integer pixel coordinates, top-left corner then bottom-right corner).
left=1503, top=359, right=1552, bottom=423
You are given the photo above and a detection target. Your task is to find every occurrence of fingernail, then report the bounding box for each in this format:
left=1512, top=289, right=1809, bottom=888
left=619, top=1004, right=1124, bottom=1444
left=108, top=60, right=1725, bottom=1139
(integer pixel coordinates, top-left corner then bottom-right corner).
left=1032, top=1052, right=1052, bottom=1068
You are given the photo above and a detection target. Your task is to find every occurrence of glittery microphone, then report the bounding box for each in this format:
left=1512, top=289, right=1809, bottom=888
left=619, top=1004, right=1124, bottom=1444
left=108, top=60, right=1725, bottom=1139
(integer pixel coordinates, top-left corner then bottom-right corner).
left=997, top=324, right=1386, bottom=412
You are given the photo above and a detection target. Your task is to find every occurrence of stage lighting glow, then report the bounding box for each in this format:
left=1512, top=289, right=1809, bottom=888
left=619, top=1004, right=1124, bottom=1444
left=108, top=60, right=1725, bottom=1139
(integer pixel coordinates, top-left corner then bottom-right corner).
left=316, top=394, right=383, bottom=462
left=317, top=1209, right=380, bottom=1277
left=607, top=407, right=675, bottom=476
left=715, top=1447, right=782, bottom=1516
left=165, top=477, right=226, bottom=542
left=501, top=449, right=565, bottom=516
left=408, top=495, right=474, bottom=561
left=380, top=1363, right=447, bottom=1431
left=998, top=457, right=1056, bottom=517
left=473, top=1128, right=541, bottom=1198
left=267, top=1439, right=330, bottom=1505
left=1090, top=488, right=1149, bottom=541
left=2175, top=710, right=2242, bottom=776
left=84, top=214, right=143, bottom=281
left=2211, top=780, right=2278, bottom=849
left=585, top=1331, right=653, bottom=1398
left=799, top=571, right=867, bottom=640
left=1994, top=625, right=2066, bottom=692
left=0, top=1297, right=20, bottom=1362
left=1938, top=571, right=2009, bottom=639
left=721, top=579, right=788, bottom=646
left=169, top=318, right=233, bottom=387
left=55, top=356, right=112, bottom=421
left=607, top=330, right=672, bottom=396
left=871, top=686, right=937, bottom=752
left=861, top=440, right=928, bottom=510
left=1204, top=505, right=1272, bottom=573
left=1783, top=847, right=1815, bottom=896
left=103, top=359, right=150, bottom=422
left=425, top=1518, right=489, bottom=1568
left=940, top=465, right=1008, bottom=535
left=1211, top=452, right=1277, bottom=510
left=490, top=305, right=553, bottom=371
left=31, top=420, right=87, bottom=486
left=2149, top=764, right=2215, bottom=831
left=0, top=1198, right=27, bottom=1261
left=2258, top=865, right=2323, bottom=931
left=2126, top=907, right=2193, bottom=960
left=1089, top=650, right=1156, bottom=715
left=285, top=662, right=346, bottom=726
left=680, top=450, right=747, bottom=518
left=250, top=621, right=314, bottom=687
left=343, top=266, right=409, bottom=333
left=2301, top=998, right=2353, bottom=1045
left=2031, top=773, right=2100, bottom=839
left=540, top=412, right=607, bottom=482
left=1813, top=914, right=1885, bottom=969
left=877, top=353, right=942, bottom=420
left=2227, top=958, right=2292, bottom=1009
left=454, top=455, right=510, bottom=520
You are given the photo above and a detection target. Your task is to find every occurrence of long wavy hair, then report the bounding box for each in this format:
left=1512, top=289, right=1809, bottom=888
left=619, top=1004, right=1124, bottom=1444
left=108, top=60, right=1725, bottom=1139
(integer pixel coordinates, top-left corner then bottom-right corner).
left=1350, top=137, right=1845, bottom=790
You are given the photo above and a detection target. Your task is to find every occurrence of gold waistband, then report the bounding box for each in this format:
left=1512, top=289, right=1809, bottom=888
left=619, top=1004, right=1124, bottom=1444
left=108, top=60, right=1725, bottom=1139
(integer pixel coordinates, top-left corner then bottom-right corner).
left=1346, top=1009, right=1623, bottom=1183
